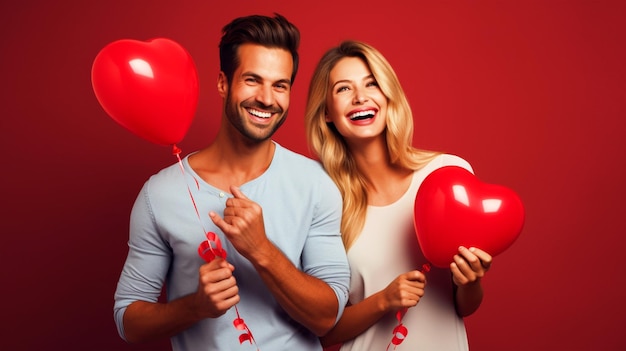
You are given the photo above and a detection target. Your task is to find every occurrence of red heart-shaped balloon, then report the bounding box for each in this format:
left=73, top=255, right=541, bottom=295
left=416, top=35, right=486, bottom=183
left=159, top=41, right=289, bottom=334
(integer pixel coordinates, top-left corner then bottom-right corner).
left=91, top=38, right=199, bottom=146
left=414, top=166, right=525, bottom=268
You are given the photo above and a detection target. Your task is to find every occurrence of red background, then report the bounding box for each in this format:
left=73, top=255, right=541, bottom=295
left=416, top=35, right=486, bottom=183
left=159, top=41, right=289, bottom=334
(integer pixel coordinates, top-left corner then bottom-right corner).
left=2, top=1, right=624, bottom=350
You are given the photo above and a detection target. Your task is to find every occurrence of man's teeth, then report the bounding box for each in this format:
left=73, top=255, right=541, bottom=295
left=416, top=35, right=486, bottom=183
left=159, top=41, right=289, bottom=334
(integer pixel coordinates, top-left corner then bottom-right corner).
left=249, top=109, right=272, bottom=118
left=349, top=110, right=375, bottom=120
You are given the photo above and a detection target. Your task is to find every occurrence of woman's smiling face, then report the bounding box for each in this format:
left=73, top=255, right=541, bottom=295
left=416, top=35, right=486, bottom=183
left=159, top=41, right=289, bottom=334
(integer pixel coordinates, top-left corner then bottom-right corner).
left=325, top=56, right=388, bottom=143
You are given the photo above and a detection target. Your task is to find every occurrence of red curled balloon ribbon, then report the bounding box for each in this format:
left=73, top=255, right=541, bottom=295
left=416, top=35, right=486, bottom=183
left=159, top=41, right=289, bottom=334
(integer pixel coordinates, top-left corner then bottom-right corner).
left=385, top=263, right=431, bottom=351
left=172, top=145, right=259, bottom=350
left=197, top=232, right=258, bottom=348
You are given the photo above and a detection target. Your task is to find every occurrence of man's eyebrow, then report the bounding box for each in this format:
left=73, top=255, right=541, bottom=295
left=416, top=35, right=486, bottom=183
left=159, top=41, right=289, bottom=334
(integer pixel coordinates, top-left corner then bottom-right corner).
left=241, top=71, right=261, bottom=80
left=275, top=78, right=292, bottom=86
left=242, top=72, right=292, bottom=86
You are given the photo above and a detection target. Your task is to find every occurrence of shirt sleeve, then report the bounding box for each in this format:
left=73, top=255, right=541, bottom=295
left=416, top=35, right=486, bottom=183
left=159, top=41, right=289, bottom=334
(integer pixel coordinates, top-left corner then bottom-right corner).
left=300, top=173, right=351, bottom=325
left=113, top=181, right=172, bottom=341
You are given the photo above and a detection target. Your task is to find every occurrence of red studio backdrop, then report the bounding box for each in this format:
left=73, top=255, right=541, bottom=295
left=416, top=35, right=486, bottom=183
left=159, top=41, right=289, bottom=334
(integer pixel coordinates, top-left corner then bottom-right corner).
left=2, top=1, right=625, bottom=351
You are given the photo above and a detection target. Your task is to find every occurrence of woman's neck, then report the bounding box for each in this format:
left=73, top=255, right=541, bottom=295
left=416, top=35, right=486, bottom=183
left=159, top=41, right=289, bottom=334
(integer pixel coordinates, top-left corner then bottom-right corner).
left=350, top=138, right=413, bottom=206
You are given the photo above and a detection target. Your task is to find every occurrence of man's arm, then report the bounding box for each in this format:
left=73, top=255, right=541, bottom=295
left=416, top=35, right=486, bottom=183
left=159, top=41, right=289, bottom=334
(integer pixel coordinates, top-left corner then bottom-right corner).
left=209, top=186, right=349, bottom=336
left=247, top=241, right=342, bottom=336
left=120, top=258, right=239, bottom=343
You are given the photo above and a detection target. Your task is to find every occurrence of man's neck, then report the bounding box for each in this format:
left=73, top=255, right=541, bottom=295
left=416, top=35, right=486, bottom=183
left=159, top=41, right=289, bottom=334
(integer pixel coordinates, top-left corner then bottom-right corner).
left=188, top=135, right=276, bottom=191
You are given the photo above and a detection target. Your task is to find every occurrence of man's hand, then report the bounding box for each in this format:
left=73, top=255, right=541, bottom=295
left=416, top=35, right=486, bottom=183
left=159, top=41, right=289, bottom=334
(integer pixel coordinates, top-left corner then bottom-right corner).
left=195, top=257, right=239, bottom=318
left=209, top=186, right=272, bottom=260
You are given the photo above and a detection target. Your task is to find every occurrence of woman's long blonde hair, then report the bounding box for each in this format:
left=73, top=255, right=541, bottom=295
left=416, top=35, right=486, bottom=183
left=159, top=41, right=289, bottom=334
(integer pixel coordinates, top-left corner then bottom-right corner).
left=305, top=40, right=439, bottom=250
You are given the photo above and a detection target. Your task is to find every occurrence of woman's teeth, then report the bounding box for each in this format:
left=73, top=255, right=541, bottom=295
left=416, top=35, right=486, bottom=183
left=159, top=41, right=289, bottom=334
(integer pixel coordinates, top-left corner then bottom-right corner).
left=349, top=110, right=375, bottom=120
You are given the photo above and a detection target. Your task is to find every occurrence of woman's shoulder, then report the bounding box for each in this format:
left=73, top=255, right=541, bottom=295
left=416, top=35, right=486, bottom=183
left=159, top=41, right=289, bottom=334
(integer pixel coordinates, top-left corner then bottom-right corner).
left=419, top=153, right=474, bottom=175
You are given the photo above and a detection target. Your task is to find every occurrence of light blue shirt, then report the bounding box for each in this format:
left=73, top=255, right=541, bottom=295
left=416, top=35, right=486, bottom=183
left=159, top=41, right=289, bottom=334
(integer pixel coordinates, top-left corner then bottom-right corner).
left=114, top=142, right=350, bottom=350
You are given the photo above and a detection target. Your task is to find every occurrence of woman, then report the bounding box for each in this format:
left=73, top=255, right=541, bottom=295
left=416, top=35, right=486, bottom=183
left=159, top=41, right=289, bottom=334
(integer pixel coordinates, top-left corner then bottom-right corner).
left=305, top=40, right=492, bottom=350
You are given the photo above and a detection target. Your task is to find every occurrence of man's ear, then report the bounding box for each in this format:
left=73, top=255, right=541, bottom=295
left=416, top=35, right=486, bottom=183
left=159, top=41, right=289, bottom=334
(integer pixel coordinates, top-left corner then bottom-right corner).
left=217, top=72, right=228, bottom=98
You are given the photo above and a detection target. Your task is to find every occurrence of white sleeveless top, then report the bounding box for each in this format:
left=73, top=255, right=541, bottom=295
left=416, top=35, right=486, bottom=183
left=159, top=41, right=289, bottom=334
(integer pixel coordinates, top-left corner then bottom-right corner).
left=340, top=154, right=473, bottom=351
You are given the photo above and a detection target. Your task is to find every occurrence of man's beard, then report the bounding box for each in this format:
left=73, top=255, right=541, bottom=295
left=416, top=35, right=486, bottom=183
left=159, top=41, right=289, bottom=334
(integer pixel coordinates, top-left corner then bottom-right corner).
left=224, top=92, right=287, bottom=143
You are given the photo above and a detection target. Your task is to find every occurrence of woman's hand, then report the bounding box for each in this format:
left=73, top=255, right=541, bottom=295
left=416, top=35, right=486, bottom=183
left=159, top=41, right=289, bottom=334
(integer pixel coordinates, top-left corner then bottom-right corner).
left=450, top=246, right=492, bottom=287
left=379, top=270, right=427, bottom=312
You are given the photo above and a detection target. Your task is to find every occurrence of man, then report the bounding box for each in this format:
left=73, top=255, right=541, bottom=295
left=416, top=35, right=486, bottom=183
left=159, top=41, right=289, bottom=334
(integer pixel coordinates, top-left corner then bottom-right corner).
left=113, top=14, right=350, bottom=350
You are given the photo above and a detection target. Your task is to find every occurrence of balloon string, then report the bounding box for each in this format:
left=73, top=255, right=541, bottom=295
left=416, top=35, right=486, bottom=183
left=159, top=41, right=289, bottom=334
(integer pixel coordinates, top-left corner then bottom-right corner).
left=173, top=145, right=207, bottom=236
left=385, top=263, right=431, bottom=351
left=233, top=305, right=259, bottom=350
left=172, top=144, right=259, bottom=350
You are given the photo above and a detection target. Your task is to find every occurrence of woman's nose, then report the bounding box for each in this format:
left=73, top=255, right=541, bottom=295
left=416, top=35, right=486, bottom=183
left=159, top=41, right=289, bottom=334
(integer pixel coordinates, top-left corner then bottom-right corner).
left=353, top=93, right=367, bottom=104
